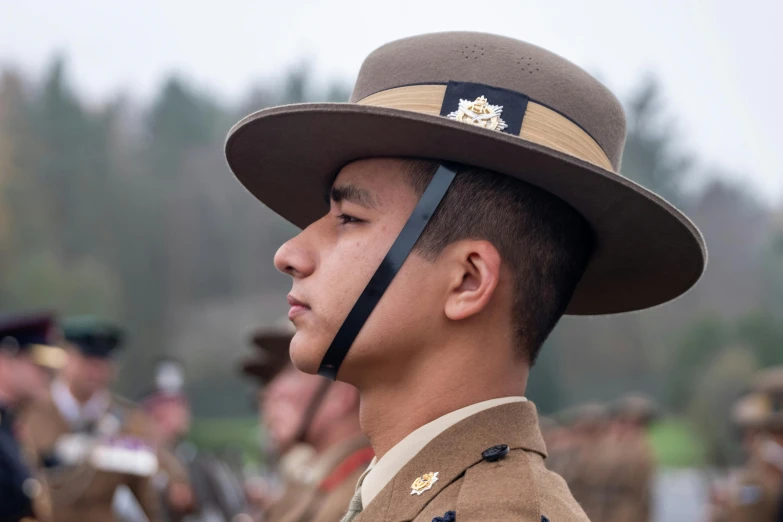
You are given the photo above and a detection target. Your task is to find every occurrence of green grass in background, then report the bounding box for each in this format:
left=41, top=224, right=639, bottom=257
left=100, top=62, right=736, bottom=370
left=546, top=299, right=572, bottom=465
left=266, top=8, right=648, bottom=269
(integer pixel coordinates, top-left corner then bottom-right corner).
left=649, top=418, right=706, bottom=468
left=190, top=416, right=263, bottom=461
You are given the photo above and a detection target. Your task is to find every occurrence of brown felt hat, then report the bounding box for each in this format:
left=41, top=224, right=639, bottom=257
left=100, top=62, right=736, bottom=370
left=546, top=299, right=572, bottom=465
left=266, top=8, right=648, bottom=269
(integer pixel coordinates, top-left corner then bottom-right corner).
left=240, top=320, right=294, bottom=385
left=612, top=393, right=661, bottom=426
left=752, top=367, right=783, bottom=395
left=226, top=32, right=706, bottom=314
left=731, top=392, right=770, bottom=429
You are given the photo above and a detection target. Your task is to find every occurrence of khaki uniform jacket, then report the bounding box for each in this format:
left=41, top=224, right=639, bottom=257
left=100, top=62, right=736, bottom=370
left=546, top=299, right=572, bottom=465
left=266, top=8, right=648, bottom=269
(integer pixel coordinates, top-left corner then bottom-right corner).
left=709, top=458, right=782, bottom=522
left=20, top=393, right=161, bottom=522
left=604, top=434, right=654, bottom=522
left=266, top=435, right=373, bottom=522
left=353, top=401, right=588, bottom=522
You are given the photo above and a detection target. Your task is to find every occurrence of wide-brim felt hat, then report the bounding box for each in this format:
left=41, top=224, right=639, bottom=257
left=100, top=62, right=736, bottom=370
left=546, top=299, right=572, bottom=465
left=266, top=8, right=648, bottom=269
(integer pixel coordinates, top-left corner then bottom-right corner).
left=226, top=32, right=706, bottom=314
left=240, top=321, right=294, bottom=384
left=612, top=393, right=661, bottom=425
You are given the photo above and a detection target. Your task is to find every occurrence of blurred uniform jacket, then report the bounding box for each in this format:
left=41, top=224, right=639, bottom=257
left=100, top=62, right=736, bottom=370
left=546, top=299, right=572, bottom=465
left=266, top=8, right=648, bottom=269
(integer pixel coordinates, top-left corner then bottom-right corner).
left=264, top=434, right=373, bottom=522
left=603, top=433, right=655, bottom=522
left=709, top=457, right=782, bottom=522
left=0, top=405, right=51, bottom=522
left=568, top=432, right=612, bottom=520
left=20, top=389, right=162, bottom=522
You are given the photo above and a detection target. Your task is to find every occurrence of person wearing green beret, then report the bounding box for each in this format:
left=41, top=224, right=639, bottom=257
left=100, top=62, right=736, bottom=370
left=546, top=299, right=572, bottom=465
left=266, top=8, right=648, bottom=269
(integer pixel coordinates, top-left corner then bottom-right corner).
left=21, top=317, right=162, bottom=522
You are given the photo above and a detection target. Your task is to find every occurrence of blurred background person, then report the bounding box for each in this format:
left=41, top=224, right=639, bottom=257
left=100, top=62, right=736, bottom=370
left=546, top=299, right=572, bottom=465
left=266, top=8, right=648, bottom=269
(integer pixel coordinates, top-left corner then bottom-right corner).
left=140, top=358, right=196, bottom=522
left=0, top=311, right=66, bottom=522
left=561, top=403, right=612, bottom=521
left=708, top=367, right=783, bottom=521
left=21, top=316, right=162, bottom=522
left=241, top=323, right=371, bottom=522
left=603, top=394, right=660, bottom=522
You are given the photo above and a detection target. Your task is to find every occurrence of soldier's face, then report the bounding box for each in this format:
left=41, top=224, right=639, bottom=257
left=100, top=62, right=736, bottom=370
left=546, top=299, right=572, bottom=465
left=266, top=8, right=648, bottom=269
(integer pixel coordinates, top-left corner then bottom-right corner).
left=274, top=158, right=445, bottom=383
left=262, top=364, right=325, bottom=451
left=66, top=350, right=116, bottom=397
left=2, top=355, right=51, bottom=402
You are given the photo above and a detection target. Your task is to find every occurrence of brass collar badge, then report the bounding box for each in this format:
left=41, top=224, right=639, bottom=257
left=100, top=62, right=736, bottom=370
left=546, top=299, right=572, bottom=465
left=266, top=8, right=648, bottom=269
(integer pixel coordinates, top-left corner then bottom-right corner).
left=410, top=471, right=439, bottom=495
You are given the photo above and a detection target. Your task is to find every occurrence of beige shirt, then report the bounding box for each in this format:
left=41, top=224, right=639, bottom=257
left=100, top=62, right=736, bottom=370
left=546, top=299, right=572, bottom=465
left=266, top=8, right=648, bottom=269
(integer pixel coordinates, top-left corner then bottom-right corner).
left=360, top=396, right=527, bottom=508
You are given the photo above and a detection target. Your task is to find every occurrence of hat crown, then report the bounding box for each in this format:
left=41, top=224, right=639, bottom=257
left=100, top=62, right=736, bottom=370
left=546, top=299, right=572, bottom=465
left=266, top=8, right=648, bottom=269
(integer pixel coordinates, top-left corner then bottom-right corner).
left=350, top=32, right=626, bottom=170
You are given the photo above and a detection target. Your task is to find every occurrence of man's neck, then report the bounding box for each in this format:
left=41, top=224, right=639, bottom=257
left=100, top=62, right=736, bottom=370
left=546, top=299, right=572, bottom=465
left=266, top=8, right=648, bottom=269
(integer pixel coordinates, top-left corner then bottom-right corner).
left=66, top=379, right=94, bottom=405
left=357, top=338, right=528, bottom=458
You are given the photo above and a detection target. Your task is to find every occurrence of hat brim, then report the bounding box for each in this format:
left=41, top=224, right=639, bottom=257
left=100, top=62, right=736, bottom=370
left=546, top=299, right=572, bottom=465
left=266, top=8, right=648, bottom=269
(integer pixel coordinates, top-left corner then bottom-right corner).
left=240, top=332, right=292, bottom=383
left=226, top=103, right=706, bottom=315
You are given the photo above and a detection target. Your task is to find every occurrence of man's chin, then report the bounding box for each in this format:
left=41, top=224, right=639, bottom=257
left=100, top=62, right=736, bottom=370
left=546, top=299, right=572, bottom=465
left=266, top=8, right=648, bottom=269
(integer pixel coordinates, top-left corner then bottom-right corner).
left=289, top=333, right=327, bottom=375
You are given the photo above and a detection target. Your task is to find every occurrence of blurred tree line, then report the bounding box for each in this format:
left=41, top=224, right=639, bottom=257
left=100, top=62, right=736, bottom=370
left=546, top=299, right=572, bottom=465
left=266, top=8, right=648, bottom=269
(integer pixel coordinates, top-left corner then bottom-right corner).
left=1, top=60, right=782, bottom=463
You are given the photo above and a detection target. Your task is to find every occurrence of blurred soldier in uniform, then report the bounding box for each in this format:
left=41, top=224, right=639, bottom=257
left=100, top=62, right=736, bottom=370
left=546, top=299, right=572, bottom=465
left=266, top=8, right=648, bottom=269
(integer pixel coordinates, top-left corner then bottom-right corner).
left=708, top=367, right=783, bottom=521
left=140, top=358, right=196, bottom=522
left=604, top=393, right=659, bottom=522
left=241, top=323, right=310, bottom=483
left=0, top=312, right=66, bottom=522
left=564, top=403, right=612, bottom=520
left=21, top=316, right=162, bottom=522
left=241, top=323, right=372, bottom=522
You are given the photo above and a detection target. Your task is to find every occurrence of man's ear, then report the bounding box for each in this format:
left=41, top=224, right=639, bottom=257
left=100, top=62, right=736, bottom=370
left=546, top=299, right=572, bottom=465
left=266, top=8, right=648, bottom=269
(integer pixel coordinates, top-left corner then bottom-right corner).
left=442, top=240, right=502, bottom=321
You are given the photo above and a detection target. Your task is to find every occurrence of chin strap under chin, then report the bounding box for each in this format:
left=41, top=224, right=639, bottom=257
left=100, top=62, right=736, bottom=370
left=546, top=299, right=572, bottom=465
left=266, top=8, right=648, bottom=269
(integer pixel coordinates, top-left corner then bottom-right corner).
left=317, top=163, right=457, bottom=380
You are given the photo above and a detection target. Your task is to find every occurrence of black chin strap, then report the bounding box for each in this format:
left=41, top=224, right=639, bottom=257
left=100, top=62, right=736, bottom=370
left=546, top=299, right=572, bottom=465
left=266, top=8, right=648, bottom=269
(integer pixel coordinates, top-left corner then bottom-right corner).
left=318, top=163, right=457, bottom=380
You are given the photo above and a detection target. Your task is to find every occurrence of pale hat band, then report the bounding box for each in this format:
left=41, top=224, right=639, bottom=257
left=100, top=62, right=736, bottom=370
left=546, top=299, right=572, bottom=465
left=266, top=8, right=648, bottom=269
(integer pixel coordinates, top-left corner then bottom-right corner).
left=29, top=343, right=67, bottom=370
left=358, top=84, right=613, bottom=172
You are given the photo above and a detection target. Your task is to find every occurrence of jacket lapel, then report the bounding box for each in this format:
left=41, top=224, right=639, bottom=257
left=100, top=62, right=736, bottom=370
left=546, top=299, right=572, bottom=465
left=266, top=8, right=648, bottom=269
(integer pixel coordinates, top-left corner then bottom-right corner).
left=357, top=401, right=546, bottom=522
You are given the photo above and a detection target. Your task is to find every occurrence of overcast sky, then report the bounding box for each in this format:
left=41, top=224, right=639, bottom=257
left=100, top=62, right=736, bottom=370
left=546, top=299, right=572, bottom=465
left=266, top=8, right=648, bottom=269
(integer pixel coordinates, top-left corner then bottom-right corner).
left=1, top=0, right=780, bottom=203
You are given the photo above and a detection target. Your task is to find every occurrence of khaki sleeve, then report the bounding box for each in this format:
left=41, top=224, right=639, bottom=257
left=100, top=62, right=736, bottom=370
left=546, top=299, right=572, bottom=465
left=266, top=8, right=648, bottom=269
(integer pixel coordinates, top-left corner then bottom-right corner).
left=128, top=473, right=163, bottom=522
left=21, top=435, right=53, bottom=522
left=123, top=406, right=165, bottom=522
left=158, top=446, right=190, bottom=486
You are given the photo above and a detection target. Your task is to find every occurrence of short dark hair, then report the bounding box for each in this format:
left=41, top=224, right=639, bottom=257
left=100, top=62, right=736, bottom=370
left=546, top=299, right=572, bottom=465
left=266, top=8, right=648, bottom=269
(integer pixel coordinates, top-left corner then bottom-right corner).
left=401, top=159, right=594, bottom=363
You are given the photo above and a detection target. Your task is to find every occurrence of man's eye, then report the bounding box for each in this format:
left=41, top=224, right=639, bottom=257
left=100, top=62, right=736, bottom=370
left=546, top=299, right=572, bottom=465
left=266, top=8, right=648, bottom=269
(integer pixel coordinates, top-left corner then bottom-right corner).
left=337, top=213, right=362, bottom=225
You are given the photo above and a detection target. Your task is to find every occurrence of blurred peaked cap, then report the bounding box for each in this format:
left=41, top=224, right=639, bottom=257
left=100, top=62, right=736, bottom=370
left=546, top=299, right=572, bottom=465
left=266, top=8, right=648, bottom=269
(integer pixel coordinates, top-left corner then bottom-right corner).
left=240, top=318, right=294, bottom=384
left=612, top=393, right=661, bottom=424
left=0, top=311, right=66, bottom=370
left=752, top=366, right=783, bottom=395
left=62, top=315, right=124, bottom=358
left=0, top=311, right=56, bottom=346
left=154, top=357, right=186, bottom=394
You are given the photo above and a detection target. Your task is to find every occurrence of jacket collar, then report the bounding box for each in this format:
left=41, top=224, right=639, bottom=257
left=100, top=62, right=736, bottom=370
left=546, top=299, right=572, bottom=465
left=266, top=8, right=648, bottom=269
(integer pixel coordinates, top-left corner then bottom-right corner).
left=357, top=400, right=546, bottom=522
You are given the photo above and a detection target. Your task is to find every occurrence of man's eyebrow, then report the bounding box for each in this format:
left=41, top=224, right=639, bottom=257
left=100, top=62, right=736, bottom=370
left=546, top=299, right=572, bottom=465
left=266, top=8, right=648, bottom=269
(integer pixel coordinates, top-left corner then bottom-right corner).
left=327, top=184, right=378, bottom=209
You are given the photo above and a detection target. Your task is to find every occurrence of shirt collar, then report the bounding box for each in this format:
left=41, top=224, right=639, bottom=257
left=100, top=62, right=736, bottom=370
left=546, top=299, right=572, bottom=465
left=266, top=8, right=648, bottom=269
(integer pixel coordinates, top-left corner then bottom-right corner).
left=359, top=396, right=526, bottom=508
left=51, top=379, right=111, bottom=428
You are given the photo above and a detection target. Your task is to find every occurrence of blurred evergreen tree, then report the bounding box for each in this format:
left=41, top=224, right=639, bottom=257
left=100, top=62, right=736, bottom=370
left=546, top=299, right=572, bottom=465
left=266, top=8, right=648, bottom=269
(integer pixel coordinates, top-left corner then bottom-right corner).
left=621, top=76, right=692, bottom=207
left=666, top=314, right=729, bottom=410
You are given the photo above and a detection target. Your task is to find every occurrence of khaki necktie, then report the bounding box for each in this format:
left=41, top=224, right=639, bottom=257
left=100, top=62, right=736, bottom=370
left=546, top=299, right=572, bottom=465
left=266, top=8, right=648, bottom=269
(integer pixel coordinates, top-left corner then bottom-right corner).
left=340, top=488, right=363, bottom=522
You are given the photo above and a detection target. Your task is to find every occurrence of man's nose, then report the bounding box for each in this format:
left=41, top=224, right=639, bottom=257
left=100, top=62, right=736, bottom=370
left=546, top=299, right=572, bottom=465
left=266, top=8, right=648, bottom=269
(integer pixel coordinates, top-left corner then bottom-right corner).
left=274, top=228, right=317, bottom=278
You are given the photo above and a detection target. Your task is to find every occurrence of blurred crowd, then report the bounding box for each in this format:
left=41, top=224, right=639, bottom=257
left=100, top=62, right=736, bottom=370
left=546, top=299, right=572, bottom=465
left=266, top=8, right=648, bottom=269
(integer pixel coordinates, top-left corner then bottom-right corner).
left=2, top=310, right=783, bottom=522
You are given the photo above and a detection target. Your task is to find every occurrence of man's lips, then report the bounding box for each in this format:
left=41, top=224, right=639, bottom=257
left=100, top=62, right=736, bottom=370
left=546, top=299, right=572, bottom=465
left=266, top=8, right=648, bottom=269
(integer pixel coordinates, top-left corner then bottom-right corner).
left=287, top=294, right=310, bottom=319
